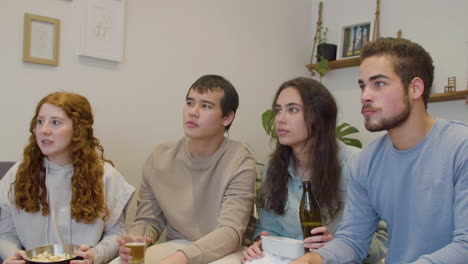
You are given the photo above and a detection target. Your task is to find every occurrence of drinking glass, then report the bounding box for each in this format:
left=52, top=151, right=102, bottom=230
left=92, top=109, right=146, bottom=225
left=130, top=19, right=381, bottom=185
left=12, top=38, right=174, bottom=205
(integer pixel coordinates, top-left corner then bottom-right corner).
left=124, top=222, right=148, bottom=264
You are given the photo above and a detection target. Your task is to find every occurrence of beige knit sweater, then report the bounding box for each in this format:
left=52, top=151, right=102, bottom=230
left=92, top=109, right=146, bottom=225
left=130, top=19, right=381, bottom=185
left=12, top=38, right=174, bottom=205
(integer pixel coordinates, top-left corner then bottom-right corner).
left=135, top=137, right=257, bottom=263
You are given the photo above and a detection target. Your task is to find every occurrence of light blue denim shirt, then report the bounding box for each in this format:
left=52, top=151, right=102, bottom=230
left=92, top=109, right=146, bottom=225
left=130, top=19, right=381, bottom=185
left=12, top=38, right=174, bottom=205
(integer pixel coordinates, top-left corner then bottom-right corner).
left=254, top=142, right=388, bottom=263
left=254, top=142, right=356, bottom=240
left=254, top=157, right=307, bottom=240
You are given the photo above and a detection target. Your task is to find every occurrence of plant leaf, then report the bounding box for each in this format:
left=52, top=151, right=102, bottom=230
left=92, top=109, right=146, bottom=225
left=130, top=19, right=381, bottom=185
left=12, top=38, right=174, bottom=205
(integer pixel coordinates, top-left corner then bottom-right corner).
left=315, top=57, right=330, bottom=77
left=261, top=109, right=274, bottom=136
left=336, top=123, right=359, bottom=138
left=336, top=122, right=349, bottom=131
left=336, top=122, right=362, bottom=148
left=339, top=126, right=359, bottom=137
left=340, top=138, right=362, bottom=149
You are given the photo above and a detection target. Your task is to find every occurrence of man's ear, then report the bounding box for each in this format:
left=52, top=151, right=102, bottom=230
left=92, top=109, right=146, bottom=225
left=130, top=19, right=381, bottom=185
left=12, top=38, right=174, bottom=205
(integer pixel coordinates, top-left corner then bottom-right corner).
left=409, top=77, right=425, bottom=100
left=223, top=111, right=235, bottom=127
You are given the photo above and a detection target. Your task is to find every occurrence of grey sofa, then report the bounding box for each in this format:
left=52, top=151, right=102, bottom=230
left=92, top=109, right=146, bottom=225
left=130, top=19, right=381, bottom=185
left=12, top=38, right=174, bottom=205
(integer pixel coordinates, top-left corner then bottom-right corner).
left=0, top=161, right=14, bottom=262
left=0, top=161, right=14, bottom=180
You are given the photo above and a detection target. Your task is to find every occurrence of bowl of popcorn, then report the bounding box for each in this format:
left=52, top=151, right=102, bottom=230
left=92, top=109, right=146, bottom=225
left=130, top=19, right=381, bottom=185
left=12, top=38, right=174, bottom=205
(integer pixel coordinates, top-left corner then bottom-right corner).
left=25, top=244, right=83, bottom=264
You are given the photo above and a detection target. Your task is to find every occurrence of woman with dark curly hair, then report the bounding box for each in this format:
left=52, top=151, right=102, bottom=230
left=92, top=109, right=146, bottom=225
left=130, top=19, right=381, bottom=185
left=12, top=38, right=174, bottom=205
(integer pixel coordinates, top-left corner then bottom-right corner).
left=241, top=78, right=388, bottom=263
left=0, top=92, right=134, bottom=264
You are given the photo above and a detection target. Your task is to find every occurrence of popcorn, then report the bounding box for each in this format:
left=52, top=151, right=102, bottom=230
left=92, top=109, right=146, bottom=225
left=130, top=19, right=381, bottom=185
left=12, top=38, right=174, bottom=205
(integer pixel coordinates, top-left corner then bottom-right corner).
left=30, top=251, right=73, bottom=262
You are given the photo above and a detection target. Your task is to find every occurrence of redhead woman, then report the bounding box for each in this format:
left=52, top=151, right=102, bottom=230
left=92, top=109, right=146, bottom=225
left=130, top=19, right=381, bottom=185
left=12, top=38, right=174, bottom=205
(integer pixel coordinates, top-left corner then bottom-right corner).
left=242, top=78, right=388, bottom=263
left=0, top=92, right=134, bottom=264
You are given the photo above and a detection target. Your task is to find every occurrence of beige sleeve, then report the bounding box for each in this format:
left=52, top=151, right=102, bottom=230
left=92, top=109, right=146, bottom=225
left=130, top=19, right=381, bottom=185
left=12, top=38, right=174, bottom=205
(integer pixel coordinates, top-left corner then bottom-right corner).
left=134, top=152, right=166, bottom=244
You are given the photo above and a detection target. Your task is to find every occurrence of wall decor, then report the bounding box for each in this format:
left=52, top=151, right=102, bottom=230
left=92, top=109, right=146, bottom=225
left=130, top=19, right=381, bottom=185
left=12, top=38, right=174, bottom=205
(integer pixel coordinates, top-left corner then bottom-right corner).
left=77, top=0, right=126, bottom=62
left=338, top=22, right=372, bottom=59
left=23, top=13, right=60, bottom=66
left=444, top=77, right=456, bottom=93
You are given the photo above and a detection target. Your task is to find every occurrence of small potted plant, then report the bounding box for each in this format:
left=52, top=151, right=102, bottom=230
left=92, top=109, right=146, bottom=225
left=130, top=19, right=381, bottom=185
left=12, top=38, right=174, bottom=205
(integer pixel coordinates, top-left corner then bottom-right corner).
left=314, top=55, right=330, bottom=83
left=316, top=27, right=337, bottom=62
left=310, top=26, right=336, bottom=82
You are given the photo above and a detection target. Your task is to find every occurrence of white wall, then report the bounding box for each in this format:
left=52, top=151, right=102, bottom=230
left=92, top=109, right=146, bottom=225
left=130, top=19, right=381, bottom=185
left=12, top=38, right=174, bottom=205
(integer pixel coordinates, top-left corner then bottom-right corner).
left=0, top=0, right=313, bottom=219
left=312, top=0, right=468, bottom=146
left=1, top=0, right=466, bottom=220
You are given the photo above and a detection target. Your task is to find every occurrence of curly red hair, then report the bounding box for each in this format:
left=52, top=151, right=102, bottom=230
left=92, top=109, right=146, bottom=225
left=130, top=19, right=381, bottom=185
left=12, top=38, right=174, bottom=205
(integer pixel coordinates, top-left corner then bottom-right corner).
left=11, top=92, right=111, bottom=224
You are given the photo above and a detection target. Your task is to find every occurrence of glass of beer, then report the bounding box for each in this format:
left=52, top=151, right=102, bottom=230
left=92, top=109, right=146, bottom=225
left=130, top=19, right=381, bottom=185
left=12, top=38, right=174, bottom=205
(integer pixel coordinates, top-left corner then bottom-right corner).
left=124, top=222, right=148, bottom=264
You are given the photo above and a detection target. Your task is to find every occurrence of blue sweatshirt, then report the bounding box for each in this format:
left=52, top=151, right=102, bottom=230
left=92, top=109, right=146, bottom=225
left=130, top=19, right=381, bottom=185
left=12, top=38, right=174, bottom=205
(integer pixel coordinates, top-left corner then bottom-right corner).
left=317, top=119, right=468, bottom=263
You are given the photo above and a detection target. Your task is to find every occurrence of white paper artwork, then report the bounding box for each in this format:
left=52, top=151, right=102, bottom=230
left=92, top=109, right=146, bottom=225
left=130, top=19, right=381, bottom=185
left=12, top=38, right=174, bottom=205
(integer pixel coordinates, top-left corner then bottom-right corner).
left=77, top=0, right=125, bottom=62
left=30, top=20, right=55, bottom=60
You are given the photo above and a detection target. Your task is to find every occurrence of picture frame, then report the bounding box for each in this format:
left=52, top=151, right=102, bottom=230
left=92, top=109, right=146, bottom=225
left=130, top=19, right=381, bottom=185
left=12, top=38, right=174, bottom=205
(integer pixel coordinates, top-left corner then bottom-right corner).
left=23, top=13, right=60, bottom=66
left=77, top=0, right=126, bottom=62
left=338, top=21, right=372, bottom=59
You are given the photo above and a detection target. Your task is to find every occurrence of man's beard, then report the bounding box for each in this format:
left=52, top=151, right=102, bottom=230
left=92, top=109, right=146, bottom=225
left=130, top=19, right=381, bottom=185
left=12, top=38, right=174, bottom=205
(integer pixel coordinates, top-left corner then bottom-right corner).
left=363, top=94, right=411, bottom=132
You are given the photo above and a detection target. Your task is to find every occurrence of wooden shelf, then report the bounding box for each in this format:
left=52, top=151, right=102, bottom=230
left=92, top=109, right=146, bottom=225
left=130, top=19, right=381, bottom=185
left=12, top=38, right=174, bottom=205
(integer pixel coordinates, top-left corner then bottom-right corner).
left=306, top=57, right=361, bottom=74
left=428, top=90, right=468, bottom=103
left=306, top=57, right=467, bottom=104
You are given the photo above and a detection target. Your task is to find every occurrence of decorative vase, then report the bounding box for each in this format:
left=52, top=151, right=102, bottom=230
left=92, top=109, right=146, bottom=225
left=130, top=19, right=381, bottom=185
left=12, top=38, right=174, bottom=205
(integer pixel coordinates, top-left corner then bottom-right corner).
left=316, top=43, right=337, bottom=62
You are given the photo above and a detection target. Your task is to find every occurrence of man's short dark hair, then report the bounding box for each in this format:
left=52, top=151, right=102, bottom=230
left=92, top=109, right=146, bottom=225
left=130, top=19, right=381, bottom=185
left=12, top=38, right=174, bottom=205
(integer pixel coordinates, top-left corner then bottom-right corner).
left=360, top=37, right=434, bottom=108
left=186, top=74, right=239, bottom=132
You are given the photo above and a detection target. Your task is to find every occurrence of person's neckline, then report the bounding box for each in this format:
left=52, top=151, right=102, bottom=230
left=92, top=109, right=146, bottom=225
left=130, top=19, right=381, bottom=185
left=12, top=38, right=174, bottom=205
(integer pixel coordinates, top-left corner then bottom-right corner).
left=388, top=118, right=438, bottom=153
left=187, top=136, right=227, bottom=159
left=44, top=157, right=74, bottom=171
left=388, top=115, right=435, bottom=150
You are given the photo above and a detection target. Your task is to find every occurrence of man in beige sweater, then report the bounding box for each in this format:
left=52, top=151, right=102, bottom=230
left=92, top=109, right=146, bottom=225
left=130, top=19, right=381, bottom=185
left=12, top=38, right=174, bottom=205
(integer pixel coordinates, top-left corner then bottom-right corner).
left=118, top=75, right=257, bottom=264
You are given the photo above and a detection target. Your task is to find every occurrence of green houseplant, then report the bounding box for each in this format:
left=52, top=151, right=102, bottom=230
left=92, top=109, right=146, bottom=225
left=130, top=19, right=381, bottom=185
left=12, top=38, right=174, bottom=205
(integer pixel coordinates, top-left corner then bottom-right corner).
left=261, top=109, right=362, bottom=149
left=314, top=56, right=330, bottom=82
left=311, top=27, right=333, bottom=82
left=335, top=122, right=362, bottom=148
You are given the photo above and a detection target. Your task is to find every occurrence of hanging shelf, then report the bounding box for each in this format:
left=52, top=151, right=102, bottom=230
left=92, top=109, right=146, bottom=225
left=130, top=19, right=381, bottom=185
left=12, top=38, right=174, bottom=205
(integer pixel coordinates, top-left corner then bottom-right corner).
left=306, top=57, right=360, bottom=74
left=428, top=90, right=468, bottom=103
left=306, top=58, right=467, bottom=104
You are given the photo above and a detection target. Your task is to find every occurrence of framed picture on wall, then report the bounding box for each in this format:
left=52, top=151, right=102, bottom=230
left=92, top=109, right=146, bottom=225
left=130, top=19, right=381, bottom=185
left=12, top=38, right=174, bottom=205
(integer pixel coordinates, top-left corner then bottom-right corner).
left=338, top=22, right=372, bottom=59
left=76, top=0, right=126, bottom=62
left=23, top=13, right=60, bottom=66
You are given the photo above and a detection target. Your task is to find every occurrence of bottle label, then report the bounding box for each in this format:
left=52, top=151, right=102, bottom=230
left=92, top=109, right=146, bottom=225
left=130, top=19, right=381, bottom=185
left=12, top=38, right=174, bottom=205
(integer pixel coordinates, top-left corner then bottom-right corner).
left=301, top=222, right=322, bottom=227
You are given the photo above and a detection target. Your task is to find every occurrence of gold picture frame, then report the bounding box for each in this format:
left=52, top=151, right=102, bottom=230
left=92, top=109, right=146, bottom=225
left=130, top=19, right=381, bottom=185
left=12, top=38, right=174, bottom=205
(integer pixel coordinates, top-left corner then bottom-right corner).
left=23, top=13, right=60, bottom=66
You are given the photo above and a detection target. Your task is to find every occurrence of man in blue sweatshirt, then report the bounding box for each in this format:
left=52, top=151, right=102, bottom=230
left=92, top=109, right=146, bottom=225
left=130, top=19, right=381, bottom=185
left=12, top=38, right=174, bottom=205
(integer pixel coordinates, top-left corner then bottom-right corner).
left=293, top=37, right=468, bottom=263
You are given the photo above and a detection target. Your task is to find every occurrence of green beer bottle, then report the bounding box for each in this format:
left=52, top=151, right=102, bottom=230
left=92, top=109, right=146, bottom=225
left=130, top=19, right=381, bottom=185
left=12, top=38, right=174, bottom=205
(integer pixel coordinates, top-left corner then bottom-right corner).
left=299, top=181, right=323, bottom=241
